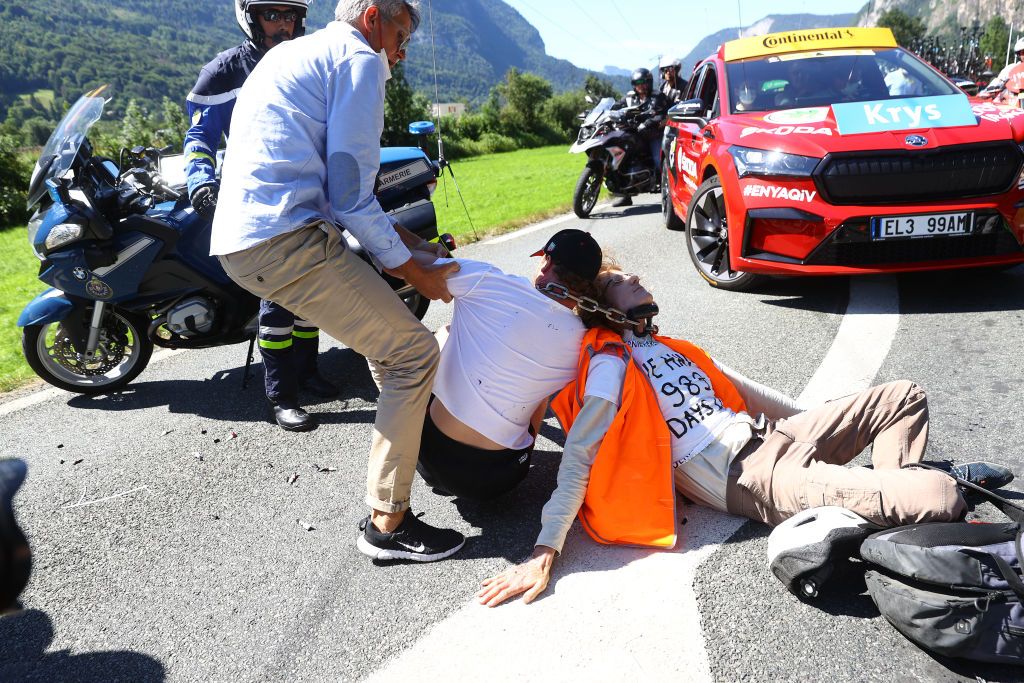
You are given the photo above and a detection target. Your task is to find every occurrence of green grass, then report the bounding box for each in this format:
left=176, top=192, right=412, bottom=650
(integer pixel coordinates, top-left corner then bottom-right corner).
left=432, top=144, right=594, bottom=242
left=0, top=145, right=594, bottom=393
left=0, top=225, right=42, bottom=392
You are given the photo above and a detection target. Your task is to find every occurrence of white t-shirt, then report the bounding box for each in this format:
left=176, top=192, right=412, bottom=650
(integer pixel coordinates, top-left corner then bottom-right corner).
left=432, top=259, right=585, bottom=450
left=585, top=331, right=737, bottom=467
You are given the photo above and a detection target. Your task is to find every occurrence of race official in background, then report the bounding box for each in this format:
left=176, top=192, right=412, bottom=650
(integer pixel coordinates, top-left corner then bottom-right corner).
left=184, top=0, right=338, bottom=433
left=210, top=0, right=466, bottom=563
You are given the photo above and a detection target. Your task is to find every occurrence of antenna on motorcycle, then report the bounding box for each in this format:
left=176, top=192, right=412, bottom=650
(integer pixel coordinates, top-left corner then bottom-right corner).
left=425, top=0, right=479, bottom=241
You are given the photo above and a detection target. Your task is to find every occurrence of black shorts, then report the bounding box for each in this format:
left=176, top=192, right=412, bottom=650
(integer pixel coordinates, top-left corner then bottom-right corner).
left=416, top=400, right=534, bottom=501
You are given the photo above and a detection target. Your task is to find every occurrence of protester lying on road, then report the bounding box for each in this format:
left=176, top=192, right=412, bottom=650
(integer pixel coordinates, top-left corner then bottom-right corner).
left=411, top=230, right=604, bottom=503
left=477, top=266, right=1015, bottom=606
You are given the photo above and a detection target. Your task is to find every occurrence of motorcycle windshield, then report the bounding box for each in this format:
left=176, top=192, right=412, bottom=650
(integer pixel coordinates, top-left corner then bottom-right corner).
left=583, top=98, right=615, bottom=126
left=26, top=85, right=109, bottom=209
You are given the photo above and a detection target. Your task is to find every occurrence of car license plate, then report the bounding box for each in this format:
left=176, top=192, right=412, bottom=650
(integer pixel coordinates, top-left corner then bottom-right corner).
left=870, top=212, right=974, bottom=241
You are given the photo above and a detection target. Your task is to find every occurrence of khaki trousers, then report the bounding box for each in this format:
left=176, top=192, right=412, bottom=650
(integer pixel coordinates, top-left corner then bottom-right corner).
left=726, top=380, right=965, bottom=527
left=220, top=223, right=438, bottom=513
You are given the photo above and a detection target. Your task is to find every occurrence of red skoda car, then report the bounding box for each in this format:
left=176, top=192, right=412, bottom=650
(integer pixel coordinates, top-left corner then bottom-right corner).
left=662, top=27, right=1024, bottom=289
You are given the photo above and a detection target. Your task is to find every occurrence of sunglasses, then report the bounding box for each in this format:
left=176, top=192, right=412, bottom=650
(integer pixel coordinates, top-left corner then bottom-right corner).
left=258, top=9, right=300, bottom=23
left=381, top=15, right=412, bottom=53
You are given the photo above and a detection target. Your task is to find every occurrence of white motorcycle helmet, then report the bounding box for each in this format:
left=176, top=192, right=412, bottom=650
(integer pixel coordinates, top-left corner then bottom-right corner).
left=659, top=55, right=682, bottom=72
left=236, top=0, right=310, bottom=44
left=766, top=506, right=881, bottom=599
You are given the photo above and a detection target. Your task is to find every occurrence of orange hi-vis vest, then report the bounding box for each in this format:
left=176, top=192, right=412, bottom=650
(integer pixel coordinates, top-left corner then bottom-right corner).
left=550, top=327, right=748, bottom=549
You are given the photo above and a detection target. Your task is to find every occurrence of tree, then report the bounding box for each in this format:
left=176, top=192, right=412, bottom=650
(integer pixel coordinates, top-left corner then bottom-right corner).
left=877, top=8, right=926, bottom=48
left=155, top=97, right=188, bottom=150
left=583, top=74, right=621, bottom=101
left=383, top=62, right=431, bottom=147
left=0, top=134, right=31, bottom=227
left=980, top=16, right=1011, bottom=73
left=541, top=91, right=588, bottom=141
left=494, top=68, right=553, bottom=131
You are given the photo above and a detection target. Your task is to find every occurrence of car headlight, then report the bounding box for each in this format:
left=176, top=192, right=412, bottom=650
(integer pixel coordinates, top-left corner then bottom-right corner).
left=729, top=146, right=820, bottom=178
left=43, top=223, right=85, bottom=251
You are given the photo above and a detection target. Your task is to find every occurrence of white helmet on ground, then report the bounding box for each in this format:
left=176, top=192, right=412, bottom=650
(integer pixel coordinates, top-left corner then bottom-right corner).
left=766, top=506, right=881, bottom=599
left=236, top=0, right=310, bottom=44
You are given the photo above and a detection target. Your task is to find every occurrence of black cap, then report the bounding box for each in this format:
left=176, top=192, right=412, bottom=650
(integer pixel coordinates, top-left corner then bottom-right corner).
left=530, top=229, right=602, bottom=281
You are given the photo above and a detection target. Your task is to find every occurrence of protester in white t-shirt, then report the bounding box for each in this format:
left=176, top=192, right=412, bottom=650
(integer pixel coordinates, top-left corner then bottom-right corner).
left=476, top=267, right=1014, bottom=607
left=416, top=229, right=604, bottom=500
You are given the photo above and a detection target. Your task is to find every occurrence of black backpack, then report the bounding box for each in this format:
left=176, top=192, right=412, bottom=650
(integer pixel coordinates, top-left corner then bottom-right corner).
left=860, top=467, right=1024, bottom=665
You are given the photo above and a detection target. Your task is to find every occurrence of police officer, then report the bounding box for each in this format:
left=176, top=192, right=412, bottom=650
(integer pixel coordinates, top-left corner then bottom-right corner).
left=184, top=0, right=338, bottom=432
left=610, top=68, right=669, bottom=207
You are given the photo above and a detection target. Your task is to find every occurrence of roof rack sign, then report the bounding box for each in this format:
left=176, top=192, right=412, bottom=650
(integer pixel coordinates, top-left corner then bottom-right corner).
left=723, top=27, right=897, bottom=62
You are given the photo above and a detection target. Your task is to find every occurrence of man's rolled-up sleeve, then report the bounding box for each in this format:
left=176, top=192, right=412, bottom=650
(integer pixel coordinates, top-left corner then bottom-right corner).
left=325, top=52, right=411, bottom=269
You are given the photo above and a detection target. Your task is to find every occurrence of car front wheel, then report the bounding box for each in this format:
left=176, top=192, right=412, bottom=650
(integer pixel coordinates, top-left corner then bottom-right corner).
left=685, top=177, right=761, bottom=291
left=661, top=160, right=685, bottom=231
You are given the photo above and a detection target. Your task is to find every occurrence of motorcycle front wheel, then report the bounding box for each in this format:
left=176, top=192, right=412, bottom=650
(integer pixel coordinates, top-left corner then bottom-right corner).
left=22, top=309, right=154, bottom=395
left=573, top=165, right=604, bottom=218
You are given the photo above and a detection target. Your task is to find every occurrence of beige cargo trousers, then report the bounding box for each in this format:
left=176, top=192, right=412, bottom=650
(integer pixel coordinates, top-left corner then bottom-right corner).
left=220, top=222, right=438, bottom=513
left=727, top=381, right=966, bottom=527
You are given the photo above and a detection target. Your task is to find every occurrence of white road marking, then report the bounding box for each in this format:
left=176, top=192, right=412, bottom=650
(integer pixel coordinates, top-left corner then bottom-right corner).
left=365, top=276, right=901, bottom=681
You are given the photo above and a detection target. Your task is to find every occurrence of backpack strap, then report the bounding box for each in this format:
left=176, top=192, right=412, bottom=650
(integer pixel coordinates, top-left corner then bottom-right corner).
left=906, top=462, right=1024, bottom=526
left=990, top=545, right=1024, bottom=601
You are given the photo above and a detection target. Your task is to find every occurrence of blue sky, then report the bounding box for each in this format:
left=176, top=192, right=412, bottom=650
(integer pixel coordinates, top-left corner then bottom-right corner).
left=501, top=0, right=868, bottom=73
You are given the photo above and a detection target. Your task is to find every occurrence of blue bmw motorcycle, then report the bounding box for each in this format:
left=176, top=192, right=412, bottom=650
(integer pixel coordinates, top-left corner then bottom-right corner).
left=19, top=86, right=445, bottom=395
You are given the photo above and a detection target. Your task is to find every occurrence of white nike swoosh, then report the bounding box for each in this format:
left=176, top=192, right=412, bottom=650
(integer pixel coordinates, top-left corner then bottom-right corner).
left=400, top=541, right=427, bottom=553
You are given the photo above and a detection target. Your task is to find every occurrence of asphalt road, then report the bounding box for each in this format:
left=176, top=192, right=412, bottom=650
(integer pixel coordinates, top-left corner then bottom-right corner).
left=1, top=196, right=1022, bottom=682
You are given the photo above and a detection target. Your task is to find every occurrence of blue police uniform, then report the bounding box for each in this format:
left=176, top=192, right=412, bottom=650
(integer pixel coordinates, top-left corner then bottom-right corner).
left=185, top=40, right=322, bottom=405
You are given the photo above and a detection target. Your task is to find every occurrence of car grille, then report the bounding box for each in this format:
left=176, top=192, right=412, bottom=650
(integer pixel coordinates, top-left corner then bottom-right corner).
left=805, top=214, right=1022, bottom=266
left=815, top=143, right=1024, bottom=205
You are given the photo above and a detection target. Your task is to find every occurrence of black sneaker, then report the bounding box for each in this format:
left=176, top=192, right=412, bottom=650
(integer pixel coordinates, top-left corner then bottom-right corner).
left=934, top=460, right=1015, bottom=491
left=610, top=195, right=632, bottom=207
left=357, top=510, right=465, bottom=562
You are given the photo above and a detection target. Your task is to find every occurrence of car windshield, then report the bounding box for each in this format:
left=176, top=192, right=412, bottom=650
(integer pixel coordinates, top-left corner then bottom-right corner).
left=725, top=47, right=958, bottom=114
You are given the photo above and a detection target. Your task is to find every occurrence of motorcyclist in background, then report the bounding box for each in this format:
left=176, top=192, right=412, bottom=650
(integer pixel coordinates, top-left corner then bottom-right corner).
left=610, top=68, right=669, bottom=208
left=184, top=0, right=339, bottom=432
left=658, top=55, right=687, bottom=104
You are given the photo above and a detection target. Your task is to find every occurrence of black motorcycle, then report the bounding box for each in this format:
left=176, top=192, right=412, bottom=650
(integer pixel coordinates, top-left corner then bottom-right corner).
left=570, top=96, right=658, bottom=218
left=19, top=87, right=448, bottom=395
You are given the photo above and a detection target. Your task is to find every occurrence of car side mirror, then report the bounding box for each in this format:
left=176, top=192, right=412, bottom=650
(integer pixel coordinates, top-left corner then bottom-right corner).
left=668, top=98, right=707, bottom=126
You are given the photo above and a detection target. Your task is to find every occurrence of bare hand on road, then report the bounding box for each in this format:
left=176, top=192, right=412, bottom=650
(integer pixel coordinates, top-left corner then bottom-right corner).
left=477, top=546, right=555, bottom=607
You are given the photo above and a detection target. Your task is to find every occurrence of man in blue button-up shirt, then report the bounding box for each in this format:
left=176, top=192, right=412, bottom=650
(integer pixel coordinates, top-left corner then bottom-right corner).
left=213, top=0, right=465, bottom=563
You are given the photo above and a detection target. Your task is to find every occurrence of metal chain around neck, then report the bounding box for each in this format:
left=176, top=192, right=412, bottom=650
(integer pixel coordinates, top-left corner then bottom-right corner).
left=537, top=282, right=630, bottom=324
left=537, top=282, right=660, bottom=336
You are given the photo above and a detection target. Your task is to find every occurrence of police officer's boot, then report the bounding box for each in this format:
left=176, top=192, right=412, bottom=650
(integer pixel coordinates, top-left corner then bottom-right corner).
left=268, top=396, right=317, bottom=432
